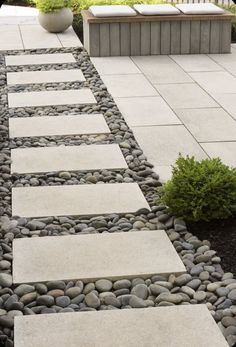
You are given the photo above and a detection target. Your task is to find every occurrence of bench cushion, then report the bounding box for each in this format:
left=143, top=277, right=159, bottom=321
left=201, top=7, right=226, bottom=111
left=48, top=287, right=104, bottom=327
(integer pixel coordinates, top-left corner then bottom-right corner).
left=89, top=5, right=137, bottom=17
left=176, top=3, right=224, bottom=15
left=133, top=4, right=180, bottom=16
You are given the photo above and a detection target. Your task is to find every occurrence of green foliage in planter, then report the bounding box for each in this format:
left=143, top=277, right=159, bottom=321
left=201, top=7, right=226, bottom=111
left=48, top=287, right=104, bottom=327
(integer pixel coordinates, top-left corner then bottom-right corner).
left=34, top=0, right=72, bottom=12
left=159, top=156, right=236, bottom=222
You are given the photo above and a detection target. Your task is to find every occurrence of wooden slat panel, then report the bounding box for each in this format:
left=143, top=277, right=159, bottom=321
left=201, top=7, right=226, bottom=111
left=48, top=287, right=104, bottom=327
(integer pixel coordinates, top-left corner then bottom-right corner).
left=110, top=23, right=120, bottom=56
left=100, top=23, right=110, bottom=56
left=161, top=21, right=171, bottom=55
left=120, top=23, right=131, bottom=56
left=200, top=20, right=210, bottom=54
left=190, top=20, right=200, bottom=54
left=221, top=21, right=231, bottom=53
left=150, top=22, right=161, bottom=55
left=210, top=20, right=221, bottom=53
left=89, top=24, right=100, bottom=57
left=141, top=22, right=151, bottom=55
left=171, top=21, right=181, bottom=54
left=180, top=21, right=190, bottom=54
left=131, top=22, right=141, bottom=56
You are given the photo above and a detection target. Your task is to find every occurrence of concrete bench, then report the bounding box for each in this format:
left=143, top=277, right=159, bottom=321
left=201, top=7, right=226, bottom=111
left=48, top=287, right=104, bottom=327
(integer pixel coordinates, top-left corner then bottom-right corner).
left=82, top=9, right=233, bottom=56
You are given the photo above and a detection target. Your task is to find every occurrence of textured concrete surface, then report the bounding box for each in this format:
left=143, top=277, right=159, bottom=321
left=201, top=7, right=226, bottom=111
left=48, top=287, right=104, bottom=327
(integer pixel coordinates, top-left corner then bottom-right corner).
left=14, top=305, right=228, bottom=347
left=5, top=53, right=76, bottom=66
left=12, top=183, right=150, bottom=218
left=9, top=114, right=110, bottom=138
left=13, top=230, right=185, bottom=283
left=11, top=144, right=128, bottom=174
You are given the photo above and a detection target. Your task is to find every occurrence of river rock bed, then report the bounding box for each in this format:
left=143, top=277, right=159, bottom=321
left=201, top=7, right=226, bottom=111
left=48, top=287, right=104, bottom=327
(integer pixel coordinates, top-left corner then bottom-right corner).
left=0, top=47, right=236, bottom=347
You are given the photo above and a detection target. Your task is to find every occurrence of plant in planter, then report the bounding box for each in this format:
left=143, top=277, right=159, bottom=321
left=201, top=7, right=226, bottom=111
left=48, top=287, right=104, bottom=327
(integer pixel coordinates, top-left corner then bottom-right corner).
left=158, top=155, right=236, bottom=222
left=34, top=0, right=73, bottom=33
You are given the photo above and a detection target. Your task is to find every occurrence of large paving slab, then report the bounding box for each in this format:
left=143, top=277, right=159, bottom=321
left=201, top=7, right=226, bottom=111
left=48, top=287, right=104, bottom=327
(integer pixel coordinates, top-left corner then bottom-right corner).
left=0, top=25, right=23, bottom=50
left=171, top=54, right=223, bottom=72
left=9, top=114, right=110, bottom=138
left=13, top=230, right=185, bottom=283
left=12, top=183, right=150, bottom=218
left=155, top=83, right=218, bottom=109
left=5, top=53, right=76, bottom=66
left=91, top=57, right=141, bottom=75
left=189, top=71, right=236, bottom=94
left=115, top=96, right=181, bottom=127
left=8, top=89, right=97, bottom=108
left=201, top=142, right=236, bottom=167
left=14, top=305, right=228, bottom=347
left=57, top=27, right=83, bottom=48
left=7, top=69, right=85, bottom=85
left=101, top=74, right=158, bottom=98
left=132, top=56, right=192, bottom=84
left=11, top=144, right=128, bottom=174
left=19, top=25, right=62, bottom=49
left=176, top=108, right=236, bottom=142
left=0, top=4, right=38, bottom=25
left=211, top=93, right=236, bottom=120
left=209, top=50, right=236, bottom=75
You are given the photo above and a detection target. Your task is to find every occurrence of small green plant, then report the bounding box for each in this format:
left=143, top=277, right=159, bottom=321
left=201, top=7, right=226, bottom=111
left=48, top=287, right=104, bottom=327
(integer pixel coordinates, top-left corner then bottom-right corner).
left=34, top=0, right=72, bottom=12
left=159, top=155, right=236, bottom=222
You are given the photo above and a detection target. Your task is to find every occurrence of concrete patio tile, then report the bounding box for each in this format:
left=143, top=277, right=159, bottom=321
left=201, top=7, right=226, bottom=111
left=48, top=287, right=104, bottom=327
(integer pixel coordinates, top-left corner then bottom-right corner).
left=101, top=74, right=158, bottom=98
left=132, top=125, right=208, bottom=168
left=91, top=57, right=141, bottom=75
left=189, top=71, right=236, bottom=94
left=8, top=89, right=97, bottom=108
left=115, top=96, right=181, bottom=127
left=12, top=183, right=150, bottom=218
left=171, top=54, right=223, bottom=72
left=155, top=165, right=172, bottom=183
left=176, top=108, right=236, bottom=142
left=131, top=56, right=192, bottom=84
left=155, top=83, right=218, bottom=109
left=57, top=27, right=83, bottom=48
left=9, top=114, right=110, bottom=138
left=13, top=230, right=185, bottom=283
left=0, top=25, right=23, bottom=50
left=11, top=144, right=127, bottom=174
left=209, top=50, right=236, bottom=74
left=0, top=5, right=38, bottom=25
left=201, top=142, right=236, bottom=167
left=19, top=25, right=62, bottom=49
left=14, top=305, right=228, bottom=347
left=7, top=69, right=85, bottom=85
left=211, top=93, right=236, bottom=120
left=5, top=53, right=76, bottom=66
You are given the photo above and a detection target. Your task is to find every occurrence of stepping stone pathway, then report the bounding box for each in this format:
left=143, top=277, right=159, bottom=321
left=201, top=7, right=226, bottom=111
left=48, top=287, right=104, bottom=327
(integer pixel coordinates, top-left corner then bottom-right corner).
left=8, top=89, right=96, bottom=108
left=14, top=305, right=228, bottom=347
left=5, top=53, right=76, bottom=65
left=13, top=230, right=185, bottom=283
left=11, top=144, right=128, bottom=174
left=12, top=183, right=150, bottom=218
left=9, top=114, right=110, bottom=138
left=7, top=69, right=85, bottom=85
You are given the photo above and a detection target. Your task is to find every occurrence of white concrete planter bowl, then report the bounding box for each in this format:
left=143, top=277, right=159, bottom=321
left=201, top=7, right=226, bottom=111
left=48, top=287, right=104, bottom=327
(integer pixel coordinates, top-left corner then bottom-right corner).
left=38, top=8, right=73, bottom=33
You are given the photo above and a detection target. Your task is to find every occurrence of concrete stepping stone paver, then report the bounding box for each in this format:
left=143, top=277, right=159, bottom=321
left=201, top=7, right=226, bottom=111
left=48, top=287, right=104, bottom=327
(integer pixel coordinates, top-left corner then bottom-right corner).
left=5, top=53, right=76, bottom=66
left=201, top=142, right=236, bottom=167
left=8, top=89, right=97, bottom=108
left=156, top=83, right=218, bottom=109
left=176, top=108, right=236, bottom=142
left=14, top=305, right=228, bottom=347
left=9, top=114, right=110, bottom=138
left=0, top=25, right=23, bottom=50
left=11, top=144, right=128, bottom=174
left=13, top=230, right=185, bottom=283
left=7, top=69, right=85, bottom=85
left=189, top=71, right=236, bottom=94
left=115, top=96, right=181, bottom=127
left=91, top=57, right=141, bottom=75
left=171, top=54, right=223, bottom=72
left=12, top=183, right=150, bottom=218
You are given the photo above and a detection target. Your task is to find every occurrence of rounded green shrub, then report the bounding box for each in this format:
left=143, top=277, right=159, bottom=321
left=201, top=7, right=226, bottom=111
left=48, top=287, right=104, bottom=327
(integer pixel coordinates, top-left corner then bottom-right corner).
left=34, top=0, right=72, bottom=12
left=159, top=156, right=236, bottom=222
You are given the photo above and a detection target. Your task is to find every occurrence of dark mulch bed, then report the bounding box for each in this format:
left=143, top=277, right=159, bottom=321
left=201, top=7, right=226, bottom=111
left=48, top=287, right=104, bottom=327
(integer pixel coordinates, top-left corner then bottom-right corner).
left=187, top=217, right=236, bottom=277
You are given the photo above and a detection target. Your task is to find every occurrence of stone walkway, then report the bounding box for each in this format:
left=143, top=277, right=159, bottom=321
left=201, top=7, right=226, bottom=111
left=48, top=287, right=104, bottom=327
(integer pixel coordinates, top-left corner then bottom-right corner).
left=0, top=5, right=235, bottom=347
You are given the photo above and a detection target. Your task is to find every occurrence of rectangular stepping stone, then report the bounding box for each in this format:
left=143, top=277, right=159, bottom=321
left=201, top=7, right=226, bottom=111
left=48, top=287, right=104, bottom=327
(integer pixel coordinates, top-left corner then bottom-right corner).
left=7, top=69, right=85, bottom=85
left=5, top=53, right=76, bottom=66
left=13, top=230, right=185, bottom=283
left=14, top=305, right=228, bottom=347
left=8, top=89, right=97, bottom=108
left=12, top=183, right=150, bottom=218
left=11, top=144, right=128, bottom=174
left=9, top=114, right=110, bottom=138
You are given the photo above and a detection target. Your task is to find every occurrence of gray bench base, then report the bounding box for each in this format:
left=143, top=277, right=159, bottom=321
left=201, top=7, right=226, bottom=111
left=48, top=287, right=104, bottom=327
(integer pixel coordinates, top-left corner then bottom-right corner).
left=82, top=10, right=233, bottom=56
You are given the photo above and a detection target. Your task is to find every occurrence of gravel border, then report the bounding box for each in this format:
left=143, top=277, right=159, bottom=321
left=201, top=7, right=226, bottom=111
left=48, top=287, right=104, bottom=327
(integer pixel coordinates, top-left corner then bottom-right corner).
left=0, top=47, right=236, bottom=347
